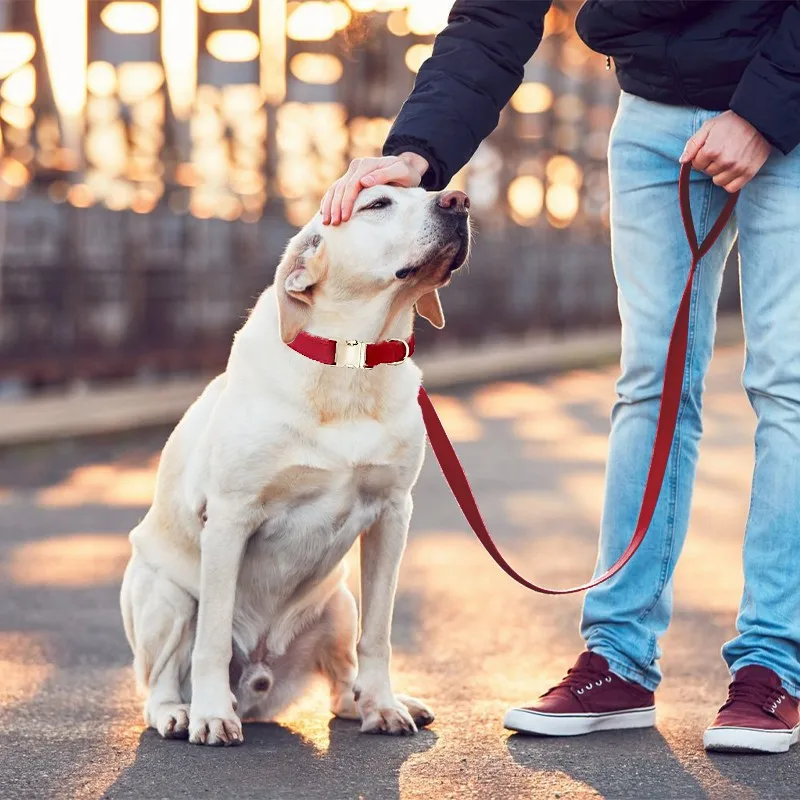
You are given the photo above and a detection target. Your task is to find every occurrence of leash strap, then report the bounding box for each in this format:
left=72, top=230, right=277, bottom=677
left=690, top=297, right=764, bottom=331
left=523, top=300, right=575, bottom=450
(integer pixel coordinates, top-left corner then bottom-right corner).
left=418, top=164, right=738, bottom=594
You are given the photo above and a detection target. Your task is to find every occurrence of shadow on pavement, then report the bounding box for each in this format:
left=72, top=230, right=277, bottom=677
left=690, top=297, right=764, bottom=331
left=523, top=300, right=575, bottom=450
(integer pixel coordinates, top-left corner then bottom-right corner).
left=104, top=718, right=437, bottom=800
left=707, top=748, right=800, bottom=799
left=506, top=727, right=707, bottom=799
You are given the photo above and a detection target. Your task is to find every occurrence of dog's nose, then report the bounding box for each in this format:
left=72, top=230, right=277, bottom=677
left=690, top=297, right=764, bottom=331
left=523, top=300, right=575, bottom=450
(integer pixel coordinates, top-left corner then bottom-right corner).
left=437, top=190, right=470, bottom=214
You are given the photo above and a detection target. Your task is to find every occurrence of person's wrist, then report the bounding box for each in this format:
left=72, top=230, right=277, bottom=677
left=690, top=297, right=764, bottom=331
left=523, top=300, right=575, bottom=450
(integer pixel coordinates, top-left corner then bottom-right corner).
left=398, top=151, right=429, bottom=179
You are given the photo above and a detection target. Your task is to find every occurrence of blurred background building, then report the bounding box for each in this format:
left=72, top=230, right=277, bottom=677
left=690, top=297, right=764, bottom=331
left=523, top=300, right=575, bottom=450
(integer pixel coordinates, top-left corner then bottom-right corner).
left=0, top=0, right=738, bottom=397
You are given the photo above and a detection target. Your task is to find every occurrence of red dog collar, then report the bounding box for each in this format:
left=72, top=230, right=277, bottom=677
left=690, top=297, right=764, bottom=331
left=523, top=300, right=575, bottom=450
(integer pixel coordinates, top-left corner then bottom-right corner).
left=287, top=331, right=415, bottom=369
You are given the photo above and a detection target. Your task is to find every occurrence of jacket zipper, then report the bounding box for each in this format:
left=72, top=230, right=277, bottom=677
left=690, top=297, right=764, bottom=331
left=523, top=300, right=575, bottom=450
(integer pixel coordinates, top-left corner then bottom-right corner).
left=665, top=27, right=689, bottom=104
left=605, top=56, right=611, bottom=71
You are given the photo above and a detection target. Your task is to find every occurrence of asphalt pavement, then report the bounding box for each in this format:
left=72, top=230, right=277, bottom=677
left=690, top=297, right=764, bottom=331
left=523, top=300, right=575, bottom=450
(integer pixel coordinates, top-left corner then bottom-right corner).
left=1, top=346, right=796, bottom=799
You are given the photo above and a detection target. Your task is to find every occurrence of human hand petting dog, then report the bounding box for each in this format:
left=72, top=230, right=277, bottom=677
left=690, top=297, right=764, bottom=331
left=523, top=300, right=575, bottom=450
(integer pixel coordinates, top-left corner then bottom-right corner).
left=321, top=152, right=429, bottom=225
left=680, top=110, right=771, bottom=193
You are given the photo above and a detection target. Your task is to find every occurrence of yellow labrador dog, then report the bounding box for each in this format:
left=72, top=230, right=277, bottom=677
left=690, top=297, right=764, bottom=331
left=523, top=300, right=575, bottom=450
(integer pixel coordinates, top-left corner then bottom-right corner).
left=120, top=186, right=471, bottom=746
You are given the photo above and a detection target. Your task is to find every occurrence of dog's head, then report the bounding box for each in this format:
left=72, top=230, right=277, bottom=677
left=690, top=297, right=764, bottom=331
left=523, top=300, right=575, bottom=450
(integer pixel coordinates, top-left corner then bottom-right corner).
left=275, top=187, right=471, bottom=343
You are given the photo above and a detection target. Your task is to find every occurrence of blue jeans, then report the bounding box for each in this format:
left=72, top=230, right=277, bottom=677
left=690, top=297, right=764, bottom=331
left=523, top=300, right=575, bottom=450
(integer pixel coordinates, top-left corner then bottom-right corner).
left=581, top=91, right=800, bottom=696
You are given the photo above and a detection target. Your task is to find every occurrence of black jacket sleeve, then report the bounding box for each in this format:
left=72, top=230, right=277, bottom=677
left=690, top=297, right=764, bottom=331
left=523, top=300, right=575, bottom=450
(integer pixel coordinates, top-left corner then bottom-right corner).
left=383, top=0, right=551, bottom=190
left=730, top=2, right=800, bottom=154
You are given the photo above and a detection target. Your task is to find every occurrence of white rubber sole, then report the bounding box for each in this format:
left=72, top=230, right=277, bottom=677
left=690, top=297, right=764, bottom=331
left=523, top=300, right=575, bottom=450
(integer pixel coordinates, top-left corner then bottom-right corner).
left=703, top=724, right=800, bottom=754
left=503, top=705, right=656, bottom=737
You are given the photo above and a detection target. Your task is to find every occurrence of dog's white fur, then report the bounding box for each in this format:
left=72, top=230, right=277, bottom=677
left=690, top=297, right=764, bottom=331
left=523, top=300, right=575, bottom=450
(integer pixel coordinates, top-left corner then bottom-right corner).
left=120, top=185, right=470, bottom=745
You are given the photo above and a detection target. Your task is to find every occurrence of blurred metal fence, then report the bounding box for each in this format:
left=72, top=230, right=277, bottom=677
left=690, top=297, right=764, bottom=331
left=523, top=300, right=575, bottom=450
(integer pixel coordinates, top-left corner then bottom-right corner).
left=0, top=0, right=739, bottom=392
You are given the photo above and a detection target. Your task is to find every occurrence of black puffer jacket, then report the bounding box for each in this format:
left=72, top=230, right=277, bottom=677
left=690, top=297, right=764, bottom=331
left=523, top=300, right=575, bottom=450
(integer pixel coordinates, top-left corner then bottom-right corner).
left=384, top=0, right=800, bottom=190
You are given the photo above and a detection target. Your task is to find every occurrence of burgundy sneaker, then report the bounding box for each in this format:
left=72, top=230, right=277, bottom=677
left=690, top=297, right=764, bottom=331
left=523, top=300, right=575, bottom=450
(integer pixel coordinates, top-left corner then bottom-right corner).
left=703, top=665, right=800, bottom=754
left=503, top=651, right=655, bottom=736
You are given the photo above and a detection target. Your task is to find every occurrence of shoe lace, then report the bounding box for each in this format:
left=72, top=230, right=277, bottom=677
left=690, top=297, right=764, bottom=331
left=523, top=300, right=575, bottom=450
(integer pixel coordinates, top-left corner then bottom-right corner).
left=724, top=681, right=786, bottom=713
left=544, top=661, right=613, bottom=698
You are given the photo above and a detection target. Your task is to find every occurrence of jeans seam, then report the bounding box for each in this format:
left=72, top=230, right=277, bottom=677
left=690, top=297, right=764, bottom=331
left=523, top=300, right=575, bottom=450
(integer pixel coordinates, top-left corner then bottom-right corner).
left=732, top=406, right=761, bottom=640
left=726, top=232, right=760, bottom=658
left=634, top=174, right=713, bottom=644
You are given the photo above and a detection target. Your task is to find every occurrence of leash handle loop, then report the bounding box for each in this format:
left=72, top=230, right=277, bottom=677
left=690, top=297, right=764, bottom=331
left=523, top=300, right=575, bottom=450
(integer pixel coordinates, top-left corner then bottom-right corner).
left=679, top=162, right=739, bottom=261
left=419, top=164, right=738, bottom=595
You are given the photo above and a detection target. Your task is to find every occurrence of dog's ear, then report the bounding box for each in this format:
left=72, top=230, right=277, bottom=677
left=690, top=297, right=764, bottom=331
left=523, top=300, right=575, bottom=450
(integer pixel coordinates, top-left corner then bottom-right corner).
left=415, top=289, right=445, bottom=329
left=275, top=233, right=327, bottom=343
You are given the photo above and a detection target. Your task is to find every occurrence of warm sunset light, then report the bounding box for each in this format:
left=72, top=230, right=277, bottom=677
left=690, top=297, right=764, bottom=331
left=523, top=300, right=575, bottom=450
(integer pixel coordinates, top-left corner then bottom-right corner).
left=0, top=33, right=36, bottom=80
left=0, top=158, right=30, bottom=188
left=511, top=82, right=554, bottom=114
left=5, top=533, right=130, bottom=588
left=406, top=0, right=450, bottom=35
left=207, top=30, right=261, bottom=62
left=287, top=1, right=350, bottom=42
left=508, top=175, right=544, bottom=223
left=329, top=1, right=353, bottom=28
left=290, top=53, right=343, bottom=85
left=100, top=2, right=159, bottom=35
left=347, top=0, right=405, bottom=9
left=0, top=633, right=53, bottom=708
left=346, top=0, right=380, bottom=11
left=425, top=395, right=483, bottom=441
left=260, top=0, right=287, bottom=104
left=36, top=0, right=87, bottom=148
left=162, top=0, right=197, bottom=120
left=117, top=62, right=165, bottom=105
left=0, top=104, right=34, bottom=130
left=1, top=1, right=610, bottom=234
left=546, top=183, right=580, bottom=225
left=87, top=61, right=117, bottom=98
left=35, top=459, right=159, bottom=507
left=0, top=2, right=707, bottom=790
left=546, top=154, right=583, bottom=187
left=404, top=43, right=432, bottom=73
left=387, top=9, right=410, bottom=36
left=67, top=183, right=94, bottom=208
left=349, top=116, right=392, bottom=158
left=1, top=65, right=37, bottom=108
left=200, top=0, right=253, bottom=11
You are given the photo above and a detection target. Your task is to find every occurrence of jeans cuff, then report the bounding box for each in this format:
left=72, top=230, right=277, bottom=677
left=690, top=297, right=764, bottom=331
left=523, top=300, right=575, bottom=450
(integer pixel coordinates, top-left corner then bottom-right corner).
left=592, top=648, right=659, bottom=693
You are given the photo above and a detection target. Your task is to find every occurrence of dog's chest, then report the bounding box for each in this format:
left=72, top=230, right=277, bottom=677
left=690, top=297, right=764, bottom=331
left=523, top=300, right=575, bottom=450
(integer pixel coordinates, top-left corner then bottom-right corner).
left=241, top=462, right=398, bottom=598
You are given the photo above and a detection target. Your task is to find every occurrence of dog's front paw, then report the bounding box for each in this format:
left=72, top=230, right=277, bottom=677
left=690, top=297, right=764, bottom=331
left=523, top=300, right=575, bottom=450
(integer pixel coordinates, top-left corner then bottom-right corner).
left=359, top=693, right=433, bottom=736
left=152, top=703, right=190, bottom=739
left=188, top=707, right=244, bottom=746
left=396, top=694, right=435, bottom=729
left=360, top=701, right=417, bottom=735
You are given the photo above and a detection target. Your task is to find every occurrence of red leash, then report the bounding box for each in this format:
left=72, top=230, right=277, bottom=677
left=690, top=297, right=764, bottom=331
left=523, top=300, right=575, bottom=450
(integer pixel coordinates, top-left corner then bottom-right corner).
left=418, top=164, right=738, bottom=594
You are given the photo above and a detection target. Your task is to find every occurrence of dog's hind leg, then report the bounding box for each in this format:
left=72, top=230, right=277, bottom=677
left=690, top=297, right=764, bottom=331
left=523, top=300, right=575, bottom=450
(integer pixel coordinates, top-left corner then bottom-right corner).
left=316, top=583, right=360, bottom=720
left=121, top=552, right=196, bottom=739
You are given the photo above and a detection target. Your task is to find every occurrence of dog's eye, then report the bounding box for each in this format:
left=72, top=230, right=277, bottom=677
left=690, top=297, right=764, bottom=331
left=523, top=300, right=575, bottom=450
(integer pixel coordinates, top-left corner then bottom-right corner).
left=362, top=197, right=392, bottom=212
